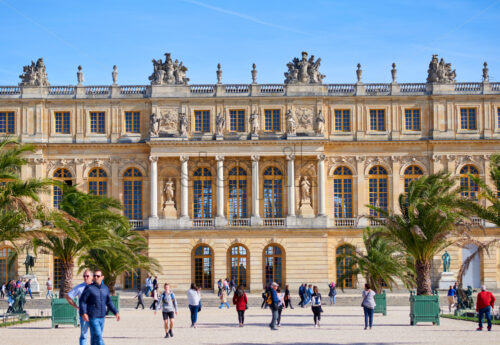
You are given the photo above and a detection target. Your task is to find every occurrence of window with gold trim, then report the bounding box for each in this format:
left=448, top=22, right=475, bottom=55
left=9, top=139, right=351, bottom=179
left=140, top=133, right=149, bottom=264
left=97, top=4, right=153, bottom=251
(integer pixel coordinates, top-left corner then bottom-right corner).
left=263, top=167, right=283, bottom=218
left=263, top=244, right=284, bottom=288
left=369, top=109, right=385, bottom=131
left=460, top=108, right=477, bottom=130
left=53, top=168, right=73, bottom=208
left=124, top=269, right=141, bottom=290
left=88, top=168, right=108, bottom=196
left=404, top=109, right=421, bottom=131
left=90, top=112, right=105, bottom=133
left=229, top=109, right=245, bottom=132
left=0, top=247, right=15, bottom=284
left=123, top=168, right=143, bottom=220
left=334, top=109, right=350, bottom=132
left=228, top=167, right=247, bottom=219
left=228, top=244, right=249, bottom=289
left=193, top=245, right=213, bottom=290
left=193, top=168, right=212, bottom=219
left=368, top=166, right=388, bottom=217
left=336, top=244, right=355, bottom=288
left=55, top=112, right=70, bottom=134
left=404, top=165, right=423, bottom=193
left=53, top=257, right=63, bottom=290
left=0, top=112, right=15, bottom=133
left=460, top=165, right=479, bottom=200
left=194, top=110, right=210, bottom=133
left=333, top=166, right=353, bottom=218
left=264, top=109, right=280, bottom=132
left=125, top=111, right=140, bottom=133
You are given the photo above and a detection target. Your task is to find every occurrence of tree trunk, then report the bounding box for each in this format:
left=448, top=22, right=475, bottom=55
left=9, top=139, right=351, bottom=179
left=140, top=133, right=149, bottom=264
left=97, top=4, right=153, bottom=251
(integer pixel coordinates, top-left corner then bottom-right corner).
left=415, top=259, right=432, bottom=295
left=107, top=276, right=117, bottom=296
left=60, top=260, right=74, bottom=299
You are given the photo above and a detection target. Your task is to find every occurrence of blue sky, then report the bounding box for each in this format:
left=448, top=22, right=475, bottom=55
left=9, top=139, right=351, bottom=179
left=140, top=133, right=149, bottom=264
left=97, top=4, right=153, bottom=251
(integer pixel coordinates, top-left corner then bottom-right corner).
left=0, top=0, right=499, bottom=85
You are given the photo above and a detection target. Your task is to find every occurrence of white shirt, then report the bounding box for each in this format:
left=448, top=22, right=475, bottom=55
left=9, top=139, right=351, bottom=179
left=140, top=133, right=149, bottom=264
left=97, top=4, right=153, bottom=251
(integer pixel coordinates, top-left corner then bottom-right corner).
left=187, top=289, right=201, bottom=306
left=67, top=282, right=87, bottom=300
left=362, top=290, right=377, bottom=309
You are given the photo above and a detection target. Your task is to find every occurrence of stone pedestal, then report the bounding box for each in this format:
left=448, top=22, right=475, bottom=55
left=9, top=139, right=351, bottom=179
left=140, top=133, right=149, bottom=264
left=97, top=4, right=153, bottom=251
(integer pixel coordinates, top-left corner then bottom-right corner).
left=162, top=201, right=177, bottom=219
left=214, top=134, right=224, bottom=141
left=438, top=271, right=456, bottom=289
left=249, top=133, right=259, bottom=140
left=22, top=274, right=40, bottom=293
left=298, top=201, right=314, bottom=217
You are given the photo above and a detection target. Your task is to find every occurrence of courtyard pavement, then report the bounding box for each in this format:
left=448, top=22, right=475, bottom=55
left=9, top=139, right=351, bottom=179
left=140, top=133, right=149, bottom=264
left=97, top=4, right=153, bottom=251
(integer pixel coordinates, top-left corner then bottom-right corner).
left=2, top=306, right=497, bottom=345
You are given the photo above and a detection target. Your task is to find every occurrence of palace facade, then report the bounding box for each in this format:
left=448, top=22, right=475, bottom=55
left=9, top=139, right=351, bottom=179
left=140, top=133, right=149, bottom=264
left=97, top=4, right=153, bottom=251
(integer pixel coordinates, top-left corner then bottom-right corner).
left=1, top=53, right=500, bottom=292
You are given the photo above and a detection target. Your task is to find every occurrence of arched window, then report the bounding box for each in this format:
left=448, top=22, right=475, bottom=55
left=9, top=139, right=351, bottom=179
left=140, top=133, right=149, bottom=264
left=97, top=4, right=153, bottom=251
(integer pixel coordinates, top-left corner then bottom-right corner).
left=193, top=168, right=212, bottom=219
left=228, top=167, right=247, bottom=219
left=333, top=166, right=353, bottom=218
left=53, top=168, right=73, bottom=208
left=404, top=165, right=424, bottom=194
left=53, top=256, right=63, bottom=290
left=336, top=245, right=355, bottom=288
left=123, top=168, right=143, bottom=220
left=192, top=245, right=213, bottom=290
left=88, top=168, right=108, bottom=196
left=0, top=247, right=15, bottom=283
left=263, top=167, right=283, bottom=218
left=263, top=244, right=285, bottom=288
left=124, top=269, right=141, bottom=290
left=460, top=165, right=479, bottom=200
left=228, top=244, right=249, bottom=289
left=368, top=166, right=388, bottom=217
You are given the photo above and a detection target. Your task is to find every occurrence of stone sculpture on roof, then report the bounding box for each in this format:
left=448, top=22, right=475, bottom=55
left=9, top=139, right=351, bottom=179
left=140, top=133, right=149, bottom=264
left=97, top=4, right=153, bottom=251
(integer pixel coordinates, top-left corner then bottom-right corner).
left=19, top=58, right=50, bottom=87
left=427, top=54, right=456, bottom=84
left=149, top=53, right=189, bottom=85
left=284, top=51, right=325, bottom=84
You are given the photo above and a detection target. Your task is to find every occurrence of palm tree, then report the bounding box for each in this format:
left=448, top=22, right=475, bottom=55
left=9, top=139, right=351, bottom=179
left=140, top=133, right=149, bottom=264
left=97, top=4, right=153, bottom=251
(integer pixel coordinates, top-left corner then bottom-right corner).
left=369, top=172, right=469, bottom=295
left=336, top=227, right=416, bottom=294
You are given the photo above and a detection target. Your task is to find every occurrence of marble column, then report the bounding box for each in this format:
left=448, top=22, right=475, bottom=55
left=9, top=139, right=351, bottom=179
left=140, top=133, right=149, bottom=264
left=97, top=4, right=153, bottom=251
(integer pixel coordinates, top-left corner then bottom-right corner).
left=287, top=154, right=295, bottom=217
left=180, top=156, right=189, bottom=219
left=317, top=154, right=326, bottom=216
left=251, top=155, right=262, bottom=225
left=149, top=156, right=158, bottom=218
left=215, top=155, right=226, bottom=226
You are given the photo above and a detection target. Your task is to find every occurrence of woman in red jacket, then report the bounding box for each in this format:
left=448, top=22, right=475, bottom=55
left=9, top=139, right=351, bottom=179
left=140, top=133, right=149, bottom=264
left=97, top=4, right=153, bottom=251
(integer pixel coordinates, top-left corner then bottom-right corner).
left=232, top=285, right=248, bottom=327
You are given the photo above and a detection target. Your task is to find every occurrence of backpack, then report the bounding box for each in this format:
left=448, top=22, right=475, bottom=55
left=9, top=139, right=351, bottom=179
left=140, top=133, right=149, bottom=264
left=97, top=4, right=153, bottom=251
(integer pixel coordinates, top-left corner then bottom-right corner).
left=265, top=288, right=273, bottom=305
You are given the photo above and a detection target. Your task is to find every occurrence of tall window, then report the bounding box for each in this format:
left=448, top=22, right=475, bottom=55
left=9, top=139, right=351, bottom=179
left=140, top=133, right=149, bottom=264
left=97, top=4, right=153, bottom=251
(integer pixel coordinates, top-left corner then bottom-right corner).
left=230, top=110, right=245, bottom=132
left=125, top=111, right=140, bottom=133
left=497, top=108, right=500, bottom=129
left=460, top=108, right=477, bottom=130
left=404, top=165, right=423, bottom=193
left=264, top=109, right=280, bottom=131
left=460, top=165, right=479, bottom=200
left=333, top=167, right=353, bottom=218
left=88, top=168, right=108, bottom=196
left=123, top=168, right=143, bottom=220
left=0, top=247, right=15, bottom=284
left=334, top=109, right=350, bottom=132
left=53, top=168, right=72, bottom=208
left=55, top=112, right=70, bottom=134
left=228, top=167, right=247, bottom=219
left=369, top=109, right=385, bottom=131
left=90, top=112, right=105, bottom=133
left=53, top=257, right=63, bottom=290
left=194, top=110, right=210, bottom=133
left=263, top=167, right=283, bottom=218
left=193, top=245, right=213, bottom=290
left=228, top=244, right=249, bottom=289
left=336, top=245, right=355, bottom=288
left=193, top=168, right=212, bottom=219
left=263, top=244, right=284, bottom=288
left=124, top=269, right=141, bottom=290
left=405, top=109, right=421, bottom=131
left=368, top=166, right=388, bottom=217
left=0, top=111, right=15, bottom=133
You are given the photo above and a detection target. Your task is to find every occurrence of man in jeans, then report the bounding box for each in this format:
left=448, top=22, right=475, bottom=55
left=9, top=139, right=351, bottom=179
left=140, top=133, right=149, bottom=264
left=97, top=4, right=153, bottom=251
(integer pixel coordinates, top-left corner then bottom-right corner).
left=80, top=269, right=120, bottom=344
left=476, top=285, right=496, bottom=331
left=269, top=282, right=279, bottom=330
left=65, top=269, right=93, bottom=345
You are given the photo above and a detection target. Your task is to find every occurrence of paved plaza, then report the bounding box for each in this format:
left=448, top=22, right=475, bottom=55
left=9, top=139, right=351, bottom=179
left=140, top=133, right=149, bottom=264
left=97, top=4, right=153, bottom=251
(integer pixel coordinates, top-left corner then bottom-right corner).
left=2, top=306, right=497, bottom=345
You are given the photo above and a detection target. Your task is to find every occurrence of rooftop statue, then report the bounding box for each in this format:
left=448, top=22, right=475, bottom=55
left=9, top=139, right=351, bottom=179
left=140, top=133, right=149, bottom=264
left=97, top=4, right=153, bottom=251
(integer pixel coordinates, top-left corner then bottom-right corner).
left=19, top=58, right=50, bottom=87
left=284, top=51, right=325, bottom=84
left=427, top=54, right=456, bottom=84
left=149, top=53, right=189, bottom=86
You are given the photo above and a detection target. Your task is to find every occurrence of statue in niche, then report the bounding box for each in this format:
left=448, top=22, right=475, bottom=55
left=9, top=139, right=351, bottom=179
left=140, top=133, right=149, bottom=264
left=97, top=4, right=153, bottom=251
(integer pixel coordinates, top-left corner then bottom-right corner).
left=315, top=110, right=325, bottom=135
left=286, top=110, right=296, bottom=135
left=300, top=176, right=311, bottom=204
left=150, top=113, right=160, bottom=136
left=250, top=112, right=259, bottom=135
left=164, top=178, right=175, bottom=203
left=163, top=178, right=177, bottom=218
left=215, top=112, right=225, bottom=136
left=179, top=112, right=188, bottom=136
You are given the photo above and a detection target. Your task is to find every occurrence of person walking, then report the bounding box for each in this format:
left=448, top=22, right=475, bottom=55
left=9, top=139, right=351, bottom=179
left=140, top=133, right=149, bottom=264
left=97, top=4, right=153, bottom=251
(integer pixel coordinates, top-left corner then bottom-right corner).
left=217, top=279, right=223, bottom=297
left=145, top=275, right=153, bottom=297
left=219, top=287, right=230, bottom=309
left=261, top=287, right=269, bottom=309
left=311, top=286, right=323, bottom=327
left=45, top=277, right=52, bottom=298
left=232, top=285, right=248, bottom=327
left=447, top=285, right=456, bottom=313
left=476, top=285, right=496, bottom=331
left=328, top=282, right=337, bottom=305
left=187, top=283, right=201, bottom=328
left=268, top=282, right=279, bottom=330
left=135, top=288, right=145, bottom=309
left=160, top=283, right=178, bottom=338
left=80, top=269, right=120, bottom=345
left=276, top=287, right=285, bottom=327
left=65, top=269, right=93, bottom=345
left=361, top=283, right=376, bottom=330
left=150, top=285, right=159, bottom=313
left=284, top=285, right=294, bottom=309
left=298, top=283, right=305, bottom=307
left=24, top=279, right=33, bottom=299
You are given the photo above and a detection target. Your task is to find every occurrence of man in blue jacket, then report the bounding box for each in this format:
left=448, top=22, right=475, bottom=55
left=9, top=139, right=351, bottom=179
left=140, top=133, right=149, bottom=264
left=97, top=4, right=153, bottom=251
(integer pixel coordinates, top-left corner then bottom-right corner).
left=80, top=269, right=120, bottom=345
left=269, top=282, right=279, bottom=330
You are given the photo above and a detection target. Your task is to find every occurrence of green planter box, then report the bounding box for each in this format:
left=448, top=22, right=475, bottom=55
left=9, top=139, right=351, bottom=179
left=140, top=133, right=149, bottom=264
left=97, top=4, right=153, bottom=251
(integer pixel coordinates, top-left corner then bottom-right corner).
left=374, top=291, right=387, bottom=315
left=409, top=290, right=440, bottom=326
left=107, top=293, right=120, bottom=316
left=51, top=298, right=79, bottom=328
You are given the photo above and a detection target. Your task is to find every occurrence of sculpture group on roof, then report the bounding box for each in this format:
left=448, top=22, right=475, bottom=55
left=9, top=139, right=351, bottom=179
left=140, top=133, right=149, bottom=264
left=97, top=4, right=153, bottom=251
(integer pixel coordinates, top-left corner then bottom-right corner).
left=19, top=58, right=50, bottom=87
left=149, top=53, right=189, bottom=86
left=427, top=54, right=456, bottom=84
left=284, top=51, right=325, bottom=84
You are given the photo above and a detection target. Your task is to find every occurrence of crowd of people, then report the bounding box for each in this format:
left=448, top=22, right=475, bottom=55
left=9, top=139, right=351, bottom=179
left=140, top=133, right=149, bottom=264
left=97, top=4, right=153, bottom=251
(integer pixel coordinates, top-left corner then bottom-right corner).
left=1, top=278, right=34, bottom=312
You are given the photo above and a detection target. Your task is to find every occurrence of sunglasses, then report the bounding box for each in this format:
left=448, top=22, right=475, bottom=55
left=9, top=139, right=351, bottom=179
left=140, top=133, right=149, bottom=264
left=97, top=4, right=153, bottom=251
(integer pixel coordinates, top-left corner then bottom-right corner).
left=83, top=275, right=90, bottom=278
left=93, top=275, right=102, bottom=278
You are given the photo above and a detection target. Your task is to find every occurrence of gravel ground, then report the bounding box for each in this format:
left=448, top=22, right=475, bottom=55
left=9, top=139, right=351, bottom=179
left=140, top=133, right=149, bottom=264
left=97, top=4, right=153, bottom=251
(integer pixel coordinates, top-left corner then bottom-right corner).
left=2, top=306, right=497, bottom=345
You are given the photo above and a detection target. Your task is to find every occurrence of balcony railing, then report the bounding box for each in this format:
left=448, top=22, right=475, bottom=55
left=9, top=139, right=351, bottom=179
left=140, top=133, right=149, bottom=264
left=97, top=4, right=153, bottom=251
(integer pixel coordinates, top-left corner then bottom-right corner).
left=470, top=217, right=486, bottom=227
left=0, top=86, right=21, bottom=95
left=48, top=86, right=75, bottom=95
left=399, top=83, right=427, bottom=93
left=455, top=82, right=481, bottom=92
left=259, top=84, right=284, bottom=94
left=327, top=84, right=355, bottom=95
left=229, top=218, right=250, bottom=227
left=85, top=86, right=110, bottom=95
left=192, top=218, right=215, bottom=227
left=365, top=83, right=391, bottom=95
left=120, top=85, right=147, bottom=95
left=190, top=84, right=215, bottom=94
left=129, top=219, right=144, bottom=229
left=263, top=218, right=286, bottom=227
left=225, top=84, right=249, bottom=94
left=334, top=218, right=357, bottom=227
left=369, top=218, right=387, bottom=226
left=491, top=82, right=500, bottom=91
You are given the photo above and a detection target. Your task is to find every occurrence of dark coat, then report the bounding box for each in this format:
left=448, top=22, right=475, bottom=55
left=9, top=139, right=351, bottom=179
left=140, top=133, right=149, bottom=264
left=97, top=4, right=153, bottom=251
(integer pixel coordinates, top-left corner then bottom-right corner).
left=80, top=282, right=118, bottom=318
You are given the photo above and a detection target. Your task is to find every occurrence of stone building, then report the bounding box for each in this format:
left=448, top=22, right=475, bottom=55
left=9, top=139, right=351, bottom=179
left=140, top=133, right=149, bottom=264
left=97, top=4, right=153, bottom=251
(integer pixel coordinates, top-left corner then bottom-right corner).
left=0, top=53, right=499, bottom=292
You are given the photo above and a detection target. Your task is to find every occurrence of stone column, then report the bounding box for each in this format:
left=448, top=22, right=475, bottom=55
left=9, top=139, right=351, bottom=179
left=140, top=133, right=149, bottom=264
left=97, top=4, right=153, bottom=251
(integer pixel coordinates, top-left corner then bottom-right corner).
left=251, top=155, right=262, bottom=225
left=215, top=155, right=226, bottom=226
left=149, top=156, right=158, bottom=218
left=180, top=156, right=189, bottom=219
left=287, top=154, right=296, bottom=217
left=317, top=154, right=326, bottom=216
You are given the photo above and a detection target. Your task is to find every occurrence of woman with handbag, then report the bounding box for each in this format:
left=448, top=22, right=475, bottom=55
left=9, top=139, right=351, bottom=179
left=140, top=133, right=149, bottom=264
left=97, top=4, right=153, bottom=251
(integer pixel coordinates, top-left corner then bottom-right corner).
left=187, top=283, right=201, bottom=328
left=361, top=283, right=376, bottom=329
left=232, top=285, right=248, bottom=327
left=311, top=286, right=323, bottom=327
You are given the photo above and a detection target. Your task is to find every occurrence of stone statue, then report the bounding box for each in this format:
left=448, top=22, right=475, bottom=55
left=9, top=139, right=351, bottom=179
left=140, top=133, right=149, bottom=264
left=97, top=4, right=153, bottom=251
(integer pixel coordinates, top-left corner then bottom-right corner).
left=112, top=65, right=118, bottom=85
left=216, top=63, right=222, bottom=84
left=391, top=63, right=397, bottom=83
left=179, top=112, right=188, bottom=136
left=24, top=253, right=36, bottom=275
left=286, top=110, right=297, bottom=135
left=315, top=110, right=325, bottom=135
left=427, top=54, right=456, bottom=84
left=482, top=62, right=489, bottom=82
left=441, top=250, right=451, bottom=272
left=456, top=286, right=474, bottom=310
left=164, top=178, right=175, bottom=203
left=76, top=65, right=84, bottom=85
left=300, top=176, right=311, bottom=203
left=250, top=112, right=259, bottom=135
left=11, top=287, right=26, bottom=314
left=251, top=63, right=257, bottom=84
left=19, top=58, right=50, bottom=87
left=356, top=63, right=362, bottom=83
left=284, top=51, right=325, bottom=84
left=149, top=53, right=190, bottom=85
left=215, top=112, right=225, bottom=136
left=150, top=113, right=160, bottom=137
